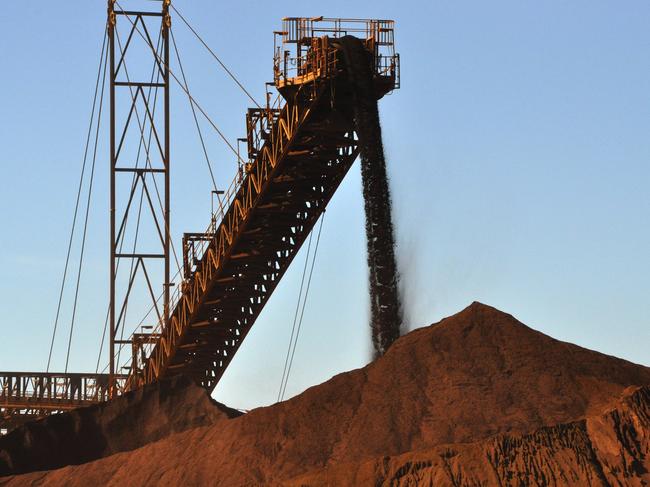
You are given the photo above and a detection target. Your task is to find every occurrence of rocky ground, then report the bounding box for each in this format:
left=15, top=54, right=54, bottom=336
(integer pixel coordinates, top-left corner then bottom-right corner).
left=1, top=302, right=649, bottom=486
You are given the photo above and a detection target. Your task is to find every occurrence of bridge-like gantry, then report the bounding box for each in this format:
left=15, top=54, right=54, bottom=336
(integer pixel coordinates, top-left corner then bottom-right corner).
left=1, top=6, right=398, bottom=434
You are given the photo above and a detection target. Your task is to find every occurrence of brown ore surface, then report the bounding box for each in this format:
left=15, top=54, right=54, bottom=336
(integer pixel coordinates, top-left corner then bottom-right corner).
left=2, top=302, right=649, bottom=486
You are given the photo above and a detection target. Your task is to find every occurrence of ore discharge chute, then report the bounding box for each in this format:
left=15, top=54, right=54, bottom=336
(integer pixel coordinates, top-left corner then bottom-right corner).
left=336, top=36, right=403, bottom=356
left=0, top=13, right=400, bottom=433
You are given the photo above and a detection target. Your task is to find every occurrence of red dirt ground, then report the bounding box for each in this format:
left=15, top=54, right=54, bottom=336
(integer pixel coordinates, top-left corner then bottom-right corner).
left=2, top=302, right=649, bottom=486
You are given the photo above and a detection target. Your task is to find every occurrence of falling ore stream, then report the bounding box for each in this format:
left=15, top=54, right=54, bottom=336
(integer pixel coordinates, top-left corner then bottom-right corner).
left=337, top=36, right=403, bottom=357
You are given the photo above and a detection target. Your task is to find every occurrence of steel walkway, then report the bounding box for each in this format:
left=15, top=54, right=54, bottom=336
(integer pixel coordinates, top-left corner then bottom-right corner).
left=1, top=17, right=398, bottom=433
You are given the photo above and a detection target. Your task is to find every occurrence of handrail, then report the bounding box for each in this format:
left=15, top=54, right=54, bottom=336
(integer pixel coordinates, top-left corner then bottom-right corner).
left=124, top=70, right=329, bottom=393
left=163, top=92, right=289, bottom=328
left=0, top=372, right=114, bottom=403
left=122, top=32, right=398, bottom=392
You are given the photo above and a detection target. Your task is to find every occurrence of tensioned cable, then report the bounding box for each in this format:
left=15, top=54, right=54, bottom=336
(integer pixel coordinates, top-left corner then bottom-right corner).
left=102, top=25, right=199, bottom=374
left=47, top=29, right=108, bottom=373
left=278, top=215, right=326, bottom=402
left=115, top=184, right=146, bottom=370
left=110, top=29, right=184, bottom=371
left=99, top=6, right=255, bottom=376
left=280, top=213, right=325, bottom=400
left=96, top=30, right=164, bottom=372
left=114, top=28, right=183, bottom=278
left=98, top=11, right=327, bottom=387
left=114, top=2, right=245, bottom=165
left=95, top=7, right=246, bottom=374
left=280, top=215, right=325, bottom=401
left=64, top=39, right=109, bottom=374
left=97, top=24, right=187, bottom=374
left=170, top=4, right=261, bottom=109
left=98, top=265, right=184, bottom=375
left=170, top=27, right=219, bottom=193
left=115, top=30, right=165, bottom=370
left=277, top=230, right=314, bottom=402
left=170, top=27, right=227, bottom=217
left=95, top=306, right=110, bottom=373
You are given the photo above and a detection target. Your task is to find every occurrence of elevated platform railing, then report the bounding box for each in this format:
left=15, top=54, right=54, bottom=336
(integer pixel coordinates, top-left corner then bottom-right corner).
left=280, top=17, right=395, bottom=44
left=120, top=17, right=399, bottom=393
left=125, top=72, right=336, bottom=391
left=0, top=372, right=119, bottom=409
left=1, top=19, right=399, bottom=425
left=274, top=17, right=399, bottom=90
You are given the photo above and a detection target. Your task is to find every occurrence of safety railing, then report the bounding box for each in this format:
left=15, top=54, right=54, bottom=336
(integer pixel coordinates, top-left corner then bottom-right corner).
left=123, top=133, right=254, bottom=388
left=174, top=97, right=284, bottom=293
left=130, top=25, right=394, bottom=385
left=274, top=44, right=339, bottom=85
left=122, top=19, right=398, bottom=391
left=273, top=18, right=399, bottom=91
left=0, top=372, right=112, bottom=406
left=280, top=17, right=395, bottom=44
left=122, top=89, right=291, bottom=391
left=376, top=52, right=400, bottom=90
left=246, top=107, right=281, bottom=161
left=126, top=65, right=329, bottom=392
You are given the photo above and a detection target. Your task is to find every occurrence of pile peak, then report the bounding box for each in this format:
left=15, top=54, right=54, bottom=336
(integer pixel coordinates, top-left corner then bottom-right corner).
left=2, top=303, right=649, bottom=486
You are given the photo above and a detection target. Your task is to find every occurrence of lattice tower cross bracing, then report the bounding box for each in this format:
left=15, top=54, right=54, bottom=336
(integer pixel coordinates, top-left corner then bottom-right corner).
left=0, top=6, right=400, bottom=433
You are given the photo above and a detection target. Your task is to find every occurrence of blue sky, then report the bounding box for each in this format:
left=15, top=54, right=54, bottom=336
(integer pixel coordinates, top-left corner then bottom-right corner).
left=0, top=1, right=648, bottom=410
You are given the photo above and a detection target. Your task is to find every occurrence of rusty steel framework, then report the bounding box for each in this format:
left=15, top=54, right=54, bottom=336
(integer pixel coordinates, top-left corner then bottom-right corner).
left=0, top=372, right=112, bottom=433
left=108, top=0, right=171, bottom=395
left=124, top=17, right=399, bottom=393
left=0, top=14, right=399, bottom=433
left=274, top=17, right=399, bottom=91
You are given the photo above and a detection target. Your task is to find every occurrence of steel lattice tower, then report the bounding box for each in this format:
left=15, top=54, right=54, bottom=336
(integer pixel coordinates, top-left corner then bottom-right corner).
left=108, top=0, right=171, bottom=395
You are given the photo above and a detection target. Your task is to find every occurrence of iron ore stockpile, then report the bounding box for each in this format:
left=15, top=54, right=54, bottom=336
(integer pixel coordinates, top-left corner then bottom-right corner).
left=2, top=303, right=650, bottom=486
left=339, top=35, right=403, bottom=356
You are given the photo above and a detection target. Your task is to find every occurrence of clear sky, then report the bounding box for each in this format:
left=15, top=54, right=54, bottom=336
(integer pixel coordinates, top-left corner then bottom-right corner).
left=0, top=1, right=648, bottom=410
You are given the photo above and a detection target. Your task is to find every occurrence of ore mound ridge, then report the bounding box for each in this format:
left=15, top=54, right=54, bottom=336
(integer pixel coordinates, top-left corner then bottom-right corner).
left=2, top=302, right=649, bottom=486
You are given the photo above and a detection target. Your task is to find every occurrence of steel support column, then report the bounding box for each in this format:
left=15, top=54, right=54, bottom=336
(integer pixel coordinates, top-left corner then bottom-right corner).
left=108, top=0, right=170, bottom=396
